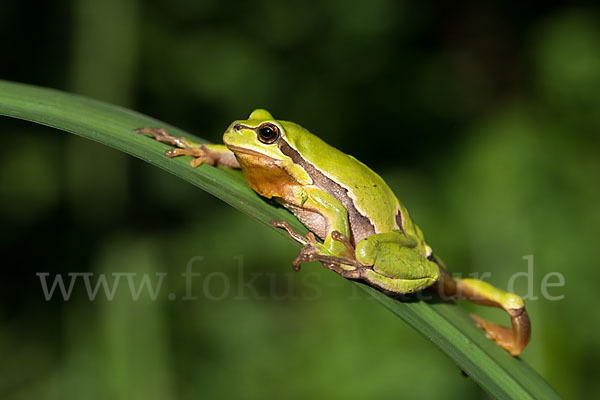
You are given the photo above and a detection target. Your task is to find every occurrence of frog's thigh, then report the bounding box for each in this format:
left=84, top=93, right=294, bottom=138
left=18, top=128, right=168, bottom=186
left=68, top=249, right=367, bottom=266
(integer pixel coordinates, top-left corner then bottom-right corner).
left=355, top=231, right=418, bottom=265
left=364, top=269, right=438, bottom=294
left=360, top=240, right=440, bottom=294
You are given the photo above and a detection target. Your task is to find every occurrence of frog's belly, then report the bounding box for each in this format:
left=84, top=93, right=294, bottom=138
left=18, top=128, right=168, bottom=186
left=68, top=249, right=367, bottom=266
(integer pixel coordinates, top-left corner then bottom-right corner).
left=279, top=200, right=378, bottom=246
left=282, top=202, right=328, bottom=240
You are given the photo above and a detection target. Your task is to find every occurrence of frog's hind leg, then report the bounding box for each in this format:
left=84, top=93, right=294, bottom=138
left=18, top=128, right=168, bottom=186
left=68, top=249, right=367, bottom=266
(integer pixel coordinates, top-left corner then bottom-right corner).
left=290, top=244, right=364, bottom=274
left=432, top=268, right=530, bottom=356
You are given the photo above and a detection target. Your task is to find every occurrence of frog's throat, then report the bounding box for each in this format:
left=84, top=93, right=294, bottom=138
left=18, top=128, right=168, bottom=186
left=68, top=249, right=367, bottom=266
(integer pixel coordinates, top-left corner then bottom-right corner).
left=233, top=150, right=301, bottom=201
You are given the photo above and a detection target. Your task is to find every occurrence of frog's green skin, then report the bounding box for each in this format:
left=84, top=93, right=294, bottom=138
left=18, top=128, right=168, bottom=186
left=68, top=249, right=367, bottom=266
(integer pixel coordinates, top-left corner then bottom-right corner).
left=221, top=109, right=438, bottom=292
left=135, top=109, right=531, bottom=356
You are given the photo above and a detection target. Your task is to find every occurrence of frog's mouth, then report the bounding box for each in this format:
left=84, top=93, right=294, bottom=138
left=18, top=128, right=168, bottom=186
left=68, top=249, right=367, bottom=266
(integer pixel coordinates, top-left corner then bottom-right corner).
left=225, top=144, right=277, bottom=162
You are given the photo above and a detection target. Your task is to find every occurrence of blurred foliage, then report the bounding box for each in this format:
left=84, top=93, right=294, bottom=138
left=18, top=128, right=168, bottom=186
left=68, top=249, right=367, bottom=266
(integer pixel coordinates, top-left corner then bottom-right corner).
left=1, top=0, right=599, bottom=399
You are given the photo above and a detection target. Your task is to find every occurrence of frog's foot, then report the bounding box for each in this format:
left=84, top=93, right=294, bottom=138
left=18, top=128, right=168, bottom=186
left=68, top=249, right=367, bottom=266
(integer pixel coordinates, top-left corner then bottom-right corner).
left=270, top=220, right=320, bottom=246
left=134, top=127, right=226, bottom=167
left=331, top=230, right=355, bottom=256
left=290, top=245, right=363, bottom=273
left=469, top=297, right=529, bottom=356
left=134, top=127, right=197, bottom=152
left=319, top=261, right=365, bottom=279
left=271, top=221, right=365, bottom=274
left=470, top=314, right=521, bottom=355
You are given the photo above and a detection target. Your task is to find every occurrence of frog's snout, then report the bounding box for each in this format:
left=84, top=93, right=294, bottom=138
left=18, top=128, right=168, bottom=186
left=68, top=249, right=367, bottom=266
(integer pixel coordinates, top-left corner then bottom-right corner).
left=223, top=122, right=242, bottom=144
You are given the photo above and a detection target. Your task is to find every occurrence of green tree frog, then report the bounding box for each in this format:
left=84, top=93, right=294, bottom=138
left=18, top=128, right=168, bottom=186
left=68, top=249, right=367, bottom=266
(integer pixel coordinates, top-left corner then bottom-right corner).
left=135, top=109, right=531, bottom=356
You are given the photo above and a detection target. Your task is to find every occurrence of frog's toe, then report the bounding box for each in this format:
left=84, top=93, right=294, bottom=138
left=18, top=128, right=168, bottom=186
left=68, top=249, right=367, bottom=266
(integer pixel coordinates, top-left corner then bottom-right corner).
left=331, top=230, right=355, bottom=255
left=165, top=148, right=192, bottom=158
left=321, top=262, right=364, bottom=279
left=270, top=220, right=312, bottom=246
left=291, top=244, right=365, bottom=274
left=134, top=127, right=174, bottom=142
left=304, top=232, right=319, bottom=244
left=291, top=245, right=321, bottom=271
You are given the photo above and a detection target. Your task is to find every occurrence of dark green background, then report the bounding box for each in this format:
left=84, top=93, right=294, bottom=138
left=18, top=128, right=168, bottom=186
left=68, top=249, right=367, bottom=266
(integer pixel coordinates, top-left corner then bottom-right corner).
left=1, top=1, right=599, bottom=399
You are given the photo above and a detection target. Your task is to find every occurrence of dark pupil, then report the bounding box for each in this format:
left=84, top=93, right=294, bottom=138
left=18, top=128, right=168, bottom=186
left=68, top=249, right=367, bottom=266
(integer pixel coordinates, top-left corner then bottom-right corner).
left=259, top=126, right=277, bottom=142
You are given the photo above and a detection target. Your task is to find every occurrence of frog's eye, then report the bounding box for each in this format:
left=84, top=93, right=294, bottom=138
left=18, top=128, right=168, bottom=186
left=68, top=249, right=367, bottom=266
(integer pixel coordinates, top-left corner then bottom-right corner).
left=257, top=123, right=281, bottom=144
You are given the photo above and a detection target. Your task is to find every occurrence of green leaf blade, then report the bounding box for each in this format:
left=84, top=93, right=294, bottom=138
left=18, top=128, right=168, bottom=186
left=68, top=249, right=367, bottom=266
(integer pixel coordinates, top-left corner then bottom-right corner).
left=0, top=80, right=562, bottom=400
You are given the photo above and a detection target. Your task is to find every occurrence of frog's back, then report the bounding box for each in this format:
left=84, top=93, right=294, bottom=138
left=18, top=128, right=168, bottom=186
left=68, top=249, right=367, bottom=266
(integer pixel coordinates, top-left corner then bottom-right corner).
left=280, top=121, right=405, bottom=242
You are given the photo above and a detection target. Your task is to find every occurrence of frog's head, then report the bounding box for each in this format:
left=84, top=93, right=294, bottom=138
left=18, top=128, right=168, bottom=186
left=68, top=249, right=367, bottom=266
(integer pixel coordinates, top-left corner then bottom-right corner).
left=223, top=109, right=313, bottom=193
left=223, top=109, right=289, bottom=160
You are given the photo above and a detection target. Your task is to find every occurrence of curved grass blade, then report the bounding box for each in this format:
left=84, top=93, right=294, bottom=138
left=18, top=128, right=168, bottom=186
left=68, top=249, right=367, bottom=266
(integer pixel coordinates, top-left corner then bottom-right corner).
left=0, top=80, right=561, bottom=400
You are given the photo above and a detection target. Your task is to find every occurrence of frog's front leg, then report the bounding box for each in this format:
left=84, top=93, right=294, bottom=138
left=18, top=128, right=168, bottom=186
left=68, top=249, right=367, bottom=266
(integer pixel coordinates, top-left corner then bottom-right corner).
left=271, top=220, right=364, bottom=278
left=271, top=187, right=369, bottom=270
left=134, top=127, right=239, bottom=168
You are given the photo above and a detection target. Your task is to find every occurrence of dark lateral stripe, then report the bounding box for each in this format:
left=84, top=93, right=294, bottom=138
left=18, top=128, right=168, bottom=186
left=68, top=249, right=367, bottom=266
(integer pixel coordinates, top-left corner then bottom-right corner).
left=235, top=124, right=257, bottom=131
left=278, top=140, right=376, bottom=244
left=395, top=210, right=406, bottom=235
